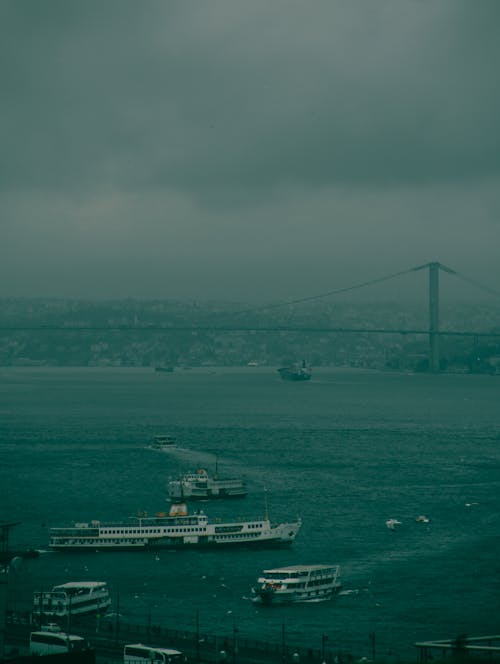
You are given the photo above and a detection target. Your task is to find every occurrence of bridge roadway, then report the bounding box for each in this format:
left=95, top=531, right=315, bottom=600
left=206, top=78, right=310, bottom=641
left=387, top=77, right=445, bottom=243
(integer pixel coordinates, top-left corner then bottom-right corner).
left=2, top=324, right=499, bottom=337
left=3, top=617, right=353, bottom=664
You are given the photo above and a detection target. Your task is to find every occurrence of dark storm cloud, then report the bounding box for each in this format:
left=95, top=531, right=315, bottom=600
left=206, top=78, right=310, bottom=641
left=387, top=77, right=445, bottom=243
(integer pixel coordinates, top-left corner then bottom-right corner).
left=1, top=0, right=500, bottom=299
left=3, top=0, right=500, bottom=195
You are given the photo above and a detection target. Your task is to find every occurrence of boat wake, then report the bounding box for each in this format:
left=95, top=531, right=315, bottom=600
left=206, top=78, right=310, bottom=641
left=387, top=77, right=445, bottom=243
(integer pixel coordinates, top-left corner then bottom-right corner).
left=146, top=445, right=189, bottom=455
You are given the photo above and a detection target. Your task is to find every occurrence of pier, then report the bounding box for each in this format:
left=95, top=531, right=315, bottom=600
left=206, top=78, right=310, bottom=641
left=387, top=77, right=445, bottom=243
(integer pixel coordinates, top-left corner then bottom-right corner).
left=416, top=635, right=500, bottom=663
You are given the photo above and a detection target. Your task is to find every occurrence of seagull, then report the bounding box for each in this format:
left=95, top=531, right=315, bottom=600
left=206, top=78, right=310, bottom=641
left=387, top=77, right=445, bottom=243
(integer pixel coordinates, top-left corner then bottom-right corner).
left=385, top=518, right=401, bottom=530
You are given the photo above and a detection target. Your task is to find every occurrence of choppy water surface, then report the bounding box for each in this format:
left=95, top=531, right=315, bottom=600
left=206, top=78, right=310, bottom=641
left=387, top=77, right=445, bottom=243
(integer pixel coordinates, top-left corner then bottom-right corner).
left=2, top=367, right=500, bottom=660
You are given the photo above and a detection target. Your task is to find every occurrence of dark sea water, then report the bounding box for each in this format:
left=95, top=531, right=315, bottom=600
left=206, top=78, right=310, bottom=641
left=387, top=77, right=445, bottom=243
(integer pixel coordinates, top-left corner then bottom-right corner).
left=2, top=366, right=500, bottom=660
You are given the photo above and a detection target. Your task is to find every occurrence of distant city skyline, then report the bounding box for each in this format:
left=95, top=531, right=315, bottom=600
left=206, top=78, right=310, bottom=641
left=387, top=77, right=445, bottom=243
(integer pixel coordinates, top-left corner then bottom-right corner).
left=1, top=296, right=499, bottom=372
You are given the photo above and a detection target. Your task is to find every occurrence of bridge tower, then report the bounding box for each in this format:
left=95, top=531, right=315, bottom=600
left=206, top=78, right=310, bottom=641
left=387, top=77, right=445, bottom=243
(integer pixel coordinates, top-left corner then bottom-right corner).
left=428, top=262, right=440, bottom=372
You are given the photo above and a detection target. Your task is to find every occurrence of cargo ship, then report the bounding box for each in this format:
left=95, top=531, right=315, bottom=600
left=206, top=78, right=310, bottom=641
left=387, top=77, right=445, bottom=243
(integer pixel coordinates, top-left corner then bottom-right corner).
left=277, top=361, right=311, bottom=381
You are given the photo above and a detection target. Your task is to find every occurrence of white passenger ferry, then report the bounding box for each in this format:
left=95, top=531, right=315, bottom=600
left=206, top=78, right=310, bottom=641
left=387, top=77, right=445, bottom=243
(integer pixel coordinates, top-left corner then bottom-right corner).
left=168, top=468, right=247, bottom=501
left=252, top=564, right=341, bottom=605
left=33, top=581, right=111, bottom=619
left=49, top=503, right=301, bottom=551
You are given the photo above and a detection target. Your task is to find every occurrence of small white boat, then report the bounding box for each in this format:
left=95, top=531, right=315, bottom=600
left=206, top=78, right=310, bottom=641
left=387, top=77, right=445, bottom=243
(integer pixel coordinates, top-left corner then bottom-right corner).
left=252, top=564, right=341, bottom=605
left=33, top=581, right=111, bottom=619
left=152, top=435, right=177, bottom=450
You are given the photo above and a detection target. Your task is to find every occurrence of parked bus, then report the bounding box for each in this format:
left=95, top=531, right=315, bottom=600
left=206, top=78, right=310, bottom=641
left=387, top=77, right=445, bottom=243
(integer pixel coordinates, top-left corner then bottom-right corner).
left=123, top=643, right=186, bottom=664
left=30, top=630, right=89, bottom=655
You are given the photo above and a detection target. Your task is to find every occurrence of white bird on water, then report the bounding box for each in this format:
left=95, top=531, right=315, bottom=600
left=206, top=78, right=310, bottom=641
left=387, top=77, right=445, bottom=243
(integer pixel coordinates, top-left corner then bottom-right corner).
left=385, top=518, right=401, bottom=530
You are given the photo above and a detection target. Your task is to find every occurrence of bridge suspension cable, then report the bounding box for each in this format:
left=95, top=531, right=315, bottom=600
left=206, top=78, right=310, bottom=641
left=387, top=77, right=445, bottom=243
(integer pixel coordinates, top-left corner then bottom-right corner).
left=232, top=264, right=426, bottom=317
left=228, top=262, right=500, bottom=319
left=445, top=268, right=500, bottom=299
left=415, top=261, right=500, bottom=298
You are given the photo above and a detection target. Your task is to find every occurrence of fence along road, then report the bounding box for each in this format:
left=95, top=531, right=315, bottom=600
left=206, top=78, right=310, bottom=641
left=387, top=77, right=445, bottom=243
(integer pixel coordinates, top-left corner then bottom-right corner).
left=4, top=616, right=355, bottom=663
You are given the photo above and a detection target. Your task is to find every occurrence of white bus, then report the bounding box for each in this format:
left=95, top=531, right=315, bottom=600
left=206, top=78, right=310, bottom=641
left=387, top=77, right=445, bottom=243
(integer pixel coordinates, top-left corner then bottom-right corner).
left=123, top=643, right=186, bottom=664
left=30, top=631, right=89, bottom=655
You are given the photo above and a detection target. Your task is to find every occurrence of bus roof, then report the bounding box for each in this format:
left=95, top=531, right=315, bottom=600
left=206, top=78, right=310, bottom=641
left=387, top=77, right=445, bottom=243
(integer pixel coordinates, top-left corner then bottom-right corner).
left=53, top=581, right=107, bottom=589
left=31, top=631, right=85, bottom=641
left=124, top=643, right=182, bottom=655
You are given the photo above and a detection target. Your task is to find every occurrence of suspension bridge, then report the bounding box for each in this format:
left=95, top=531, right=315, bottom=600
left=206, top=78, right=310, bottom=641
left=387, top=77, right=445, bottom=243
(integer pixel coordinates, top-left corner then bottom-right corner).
left=218, top=260, right=500, bottom=372
left=2, top=262, right=500, bottom=372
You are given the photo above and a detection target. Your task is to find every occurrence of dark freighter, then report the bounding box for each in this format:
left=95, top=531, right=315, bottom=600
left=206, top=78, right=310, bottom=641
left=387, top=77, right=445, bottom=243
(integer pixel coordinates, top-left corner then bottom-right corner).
left=277, top=361, right=311, bottom=381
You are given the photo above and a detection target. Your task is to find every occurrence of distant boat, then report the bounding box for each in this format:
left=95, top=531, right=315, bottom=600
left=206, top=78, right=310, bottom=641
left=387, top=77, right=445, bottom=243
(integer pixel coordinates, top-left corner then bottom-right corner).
left=152, top=435, right=177, bottom=450
left=168, top=467, right=247, bottom=501
left=252, top=564, right=341, bottom=605
left=416, top=515, right=430, bottom=523
left=154, top=366, right=174, bottom=373
left=277, top=360, right=311, bottom=381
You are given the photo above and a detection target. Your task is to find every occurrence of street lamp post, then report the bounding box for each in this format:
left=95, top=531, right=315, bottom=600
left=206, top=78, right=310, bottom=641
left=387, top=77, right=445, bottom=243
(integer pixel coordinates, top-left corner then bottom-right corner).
left=215, top=610, right=232, bottom=664
left=195, top=610, right=200, bottom=664
left=369, top=632, right=376, bottom=662
left=114, top=588, right=120, bottom=645
left=0, top=562, right=8, bottom=659
left=67, top=593, right=72, bottom=634
left=232, top=621, right=238, bottom=664
left=321, top=634, right=329, bottom=663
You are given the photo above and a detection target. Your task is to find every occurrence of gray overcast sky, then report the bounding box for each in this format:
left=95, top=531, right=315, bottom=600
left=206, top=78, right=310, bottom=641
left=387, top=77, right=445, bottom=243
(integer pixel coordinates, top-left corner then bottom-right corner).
left=1, top=0, right=499, bottom=302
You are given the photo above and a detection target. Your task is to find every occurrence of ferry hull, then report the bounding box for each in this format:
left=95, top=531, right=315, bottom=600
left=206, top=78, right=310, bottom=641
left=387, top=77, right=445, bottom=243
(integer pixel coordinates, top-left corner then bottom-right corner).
left=49, top=516, right=301, bottom=552
left=277, top=362, right=311, bottom=381
left=254, top=587, right=341, bottom=605
left=168, top=487, right=248, bottom=501
left=33, top=603, right=111, bottom=619
left=168, top=470, right=247, bottom=501
left=278, top=370, right=311, bottom=381
left=50, top=537, right=296, bottom=552
left=147, top=538, right=295, bottom=551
